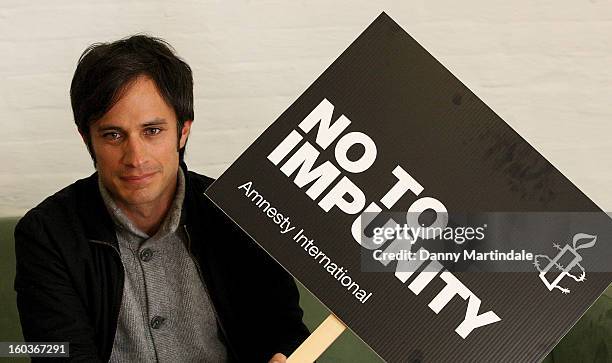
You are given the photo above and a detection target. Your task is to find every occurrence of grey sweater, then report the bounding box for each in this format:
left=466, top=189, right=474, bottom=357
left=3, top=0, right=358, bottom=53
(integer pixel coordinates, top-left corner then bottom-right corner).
left=99, top=169, right=228, bottom=362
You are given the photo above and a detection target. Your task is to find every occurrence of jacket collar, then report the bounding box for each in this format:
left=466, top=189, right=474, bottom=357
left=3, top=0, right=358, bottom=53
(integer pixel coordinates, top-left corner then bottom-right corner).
left=79, top=172, right=118, bottom=245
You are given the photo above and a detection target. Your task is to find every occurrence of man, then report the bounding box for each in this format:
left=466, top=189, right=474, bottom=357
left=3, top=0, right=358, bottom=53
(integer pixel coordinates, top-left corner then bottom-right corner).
left=14, top=35, right=310, bottom=362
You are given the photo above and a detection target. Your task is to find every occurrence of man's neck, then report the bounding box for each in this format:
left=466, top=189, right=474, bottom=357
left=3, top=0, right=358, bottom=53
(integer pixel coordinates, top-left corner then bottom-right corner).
left=117, top=195, right=174, bottom=236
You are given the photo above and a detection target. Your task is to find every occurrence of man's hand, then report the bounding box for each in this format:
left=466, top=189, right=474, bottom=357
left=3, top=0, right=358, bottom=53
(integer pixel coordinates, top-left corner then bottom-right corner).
left=268, top=352, right=287, bottom=363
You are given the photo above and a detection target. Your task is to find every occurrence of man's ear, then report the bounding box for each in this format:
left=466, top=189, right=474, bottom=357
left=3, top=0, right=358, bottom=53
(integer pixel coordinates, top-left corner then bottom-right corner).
left=179, top=120, right=193, bottom=148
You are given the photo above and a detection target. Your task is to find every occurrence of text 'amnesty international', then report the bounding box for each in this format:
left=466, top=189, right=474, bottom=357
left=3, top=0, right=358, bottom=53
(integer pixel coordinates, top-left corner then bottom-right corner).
left=238, top=180, right=372, bottom=304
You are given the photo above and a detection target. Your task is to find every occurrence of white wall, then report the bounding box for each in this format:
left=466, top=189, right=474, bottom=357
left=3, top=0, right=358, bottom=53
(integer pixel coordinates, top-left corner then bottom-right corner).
left=1, top=0, right=611, bottom=217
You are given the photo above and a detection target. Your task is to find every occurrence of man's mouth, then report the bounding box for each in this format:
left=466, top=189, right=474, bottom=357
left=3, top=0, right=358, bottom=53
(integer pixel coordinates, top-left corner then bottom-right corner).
left=119, top=171, right=157, bottom=183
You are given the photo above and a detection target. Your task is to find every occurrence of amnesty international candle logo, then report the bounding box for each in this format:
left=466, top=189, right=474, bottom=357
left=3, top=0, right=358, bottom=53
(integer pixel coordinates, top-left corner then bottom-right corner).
left=534, top=233, right=597, bottom=294
left=204, top=12, right=612, bottom=362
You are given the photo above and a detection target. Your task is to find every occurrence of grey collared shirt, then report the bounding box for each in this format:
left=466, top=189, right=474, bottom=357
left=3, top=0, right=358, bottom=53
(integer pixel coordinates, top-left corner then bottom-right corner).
left=99, top=169, right=228, bottom=362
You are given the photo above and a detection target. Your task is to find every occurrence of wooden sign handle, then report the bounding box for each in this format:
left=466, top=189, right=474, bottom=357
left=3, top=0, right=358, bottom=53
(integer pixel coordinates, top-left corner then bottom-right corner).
left=287, top=314, right=347, bottom=362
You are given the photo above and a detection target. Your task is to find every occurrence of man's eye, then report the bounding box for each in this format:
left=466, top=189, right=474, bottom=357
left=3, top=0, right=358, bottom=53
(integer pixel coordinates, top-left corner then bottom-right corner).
left=144, top=128, right=162, bottom=136
left=103, top=132, right=121, bottom=141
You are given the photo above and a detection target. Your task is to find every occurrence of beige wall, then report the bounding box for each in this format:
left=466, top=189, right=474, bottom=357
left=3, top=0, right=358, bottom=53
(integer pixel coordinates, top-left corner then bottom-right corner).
left=1, top=0, right=611, bottom=216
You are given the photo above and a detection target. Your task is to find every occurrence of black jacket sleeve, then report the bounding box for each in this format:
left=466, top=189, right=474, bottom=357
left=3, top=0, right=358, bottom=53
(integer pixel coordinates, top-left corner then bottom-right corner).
left=241, top=236, right=311, bottom=361
left=14, top=211, right=103, bottom=362
left=260, top=255, right=310, bottom=358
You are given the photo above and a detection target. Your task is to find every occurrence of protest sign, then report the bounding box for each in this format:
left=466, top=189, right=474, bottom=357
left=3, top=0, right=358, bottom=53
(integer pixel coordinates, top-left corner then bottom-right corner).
left=205, top=12, right=612, bottom=362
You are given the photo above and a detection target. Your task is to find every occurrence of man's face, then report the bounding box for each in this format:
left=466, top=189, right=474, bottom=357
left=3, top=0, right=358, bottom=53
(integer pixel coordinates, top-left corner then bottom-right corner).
left=87, top=75, right=192, bottom=210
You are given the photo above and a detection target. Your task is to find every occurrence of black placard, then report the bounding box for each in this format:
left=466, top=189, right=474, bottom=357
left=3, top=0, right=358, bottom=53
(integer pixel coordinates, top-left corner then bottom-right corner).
left=205, top=12, right=612, bottom=362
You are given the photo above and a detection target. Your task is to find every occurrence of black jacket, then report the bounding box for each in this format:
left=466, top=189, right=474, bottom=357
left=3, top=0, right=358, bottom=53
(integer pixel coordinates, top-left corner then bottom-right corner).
left=14, top=163, right=310, bottom=362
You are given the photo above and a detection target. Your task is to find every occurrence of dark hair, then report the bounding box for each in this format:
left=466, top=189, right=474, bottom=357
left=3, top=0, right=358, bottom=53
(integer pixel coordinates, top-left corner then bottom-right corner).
left=70, top=34, right=194, bottom=163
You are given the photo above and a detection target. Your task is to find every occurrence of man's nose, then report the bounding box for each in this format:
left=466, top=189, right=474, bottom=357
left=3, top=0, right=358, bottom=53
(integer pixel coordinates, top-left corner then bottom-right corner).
left=122, top=136, right=148, bottom=167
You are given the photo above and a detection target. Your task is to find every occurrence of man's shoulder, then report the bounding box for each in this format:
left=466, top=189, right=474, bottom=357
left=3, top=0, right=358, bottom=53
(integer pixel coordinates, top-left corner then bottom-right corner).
left=185, top=169, right=216, bottom=192
left=18, top=174, right=97, bottom=230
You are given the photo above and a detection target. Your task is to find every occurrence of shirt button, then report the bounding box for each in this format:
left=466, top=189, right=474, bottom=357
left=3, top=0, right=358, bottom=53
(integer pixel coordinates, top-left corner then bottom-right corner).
left=150, top=315, right=165, bottom=329
left=139, top=248, right=153, bottom=262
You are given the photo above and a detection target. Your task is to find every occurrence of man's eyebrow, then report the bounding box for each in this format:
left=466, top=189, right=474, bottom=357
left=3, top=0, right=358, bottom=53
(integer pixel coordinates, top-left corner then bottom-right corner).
left=96, top=125, right=125, bottom=132
left=142, top=118, right=168, bottom=127
left=95, top=118, right=168, bottom=132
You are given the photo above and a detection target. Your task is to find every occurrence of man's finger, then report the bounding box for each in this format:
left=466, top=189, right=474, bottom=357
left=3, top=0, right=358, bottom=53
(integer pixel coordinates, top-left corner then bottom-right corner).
left=268, top=352, right=287, bottom=363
